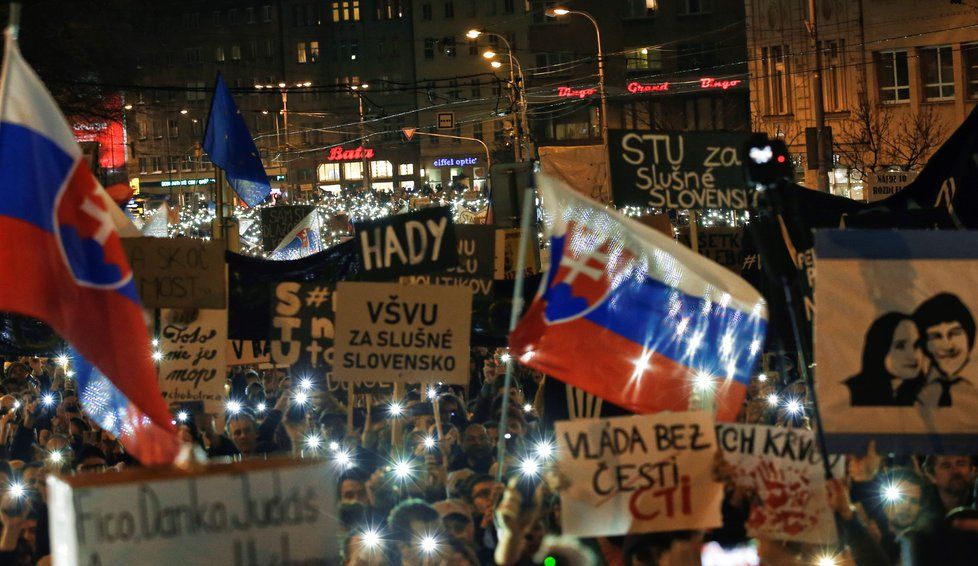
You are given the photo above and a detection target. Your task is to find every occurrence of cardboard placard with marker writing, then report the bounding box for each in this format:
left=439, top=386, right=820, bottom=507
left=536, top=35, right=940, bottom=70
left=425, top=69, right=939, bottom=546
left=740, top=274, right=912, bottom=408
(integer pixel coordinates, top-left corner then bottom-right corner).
left=269, top=282, right=335, bottom=380
left=157, top=309, right=227, bottom=414
left=555, top=411, right=723, bottom=537
left=354, top=207, right=458, bottom=280
left=122, top=238, right=226, bottom=309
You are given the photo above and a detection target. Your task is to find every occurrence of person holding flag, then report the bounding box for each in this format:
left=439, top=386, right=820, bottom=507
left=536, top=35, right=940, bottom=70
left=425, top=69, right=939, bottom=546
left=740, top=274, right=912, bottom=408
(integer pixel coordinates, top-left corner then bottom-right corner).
left=510, top=176, right=768, bottom=421
left=0, top=16, right=178, bottom=464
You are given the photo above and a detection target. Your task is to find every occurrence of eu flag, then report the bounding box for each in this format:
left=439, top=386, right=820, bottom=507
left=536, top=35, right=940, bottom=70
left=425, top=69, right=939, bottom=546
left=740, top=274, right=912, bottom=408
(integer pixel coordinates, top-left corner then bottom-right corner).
left=203, top=73, right=271, bottom=207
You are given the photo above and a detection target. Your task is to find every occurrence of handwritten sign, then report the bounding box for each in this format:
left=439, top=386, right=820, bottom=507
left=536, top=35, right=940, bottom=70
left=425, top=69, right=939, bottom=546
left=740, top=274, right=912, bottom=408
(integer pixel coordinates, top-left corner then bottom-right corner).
left=48, top=459, right=338, bottom=566
left=555, top=412, right=723, bottom=537
left=260, top=205, right=315, bottom=252
left=716, top=424, right=842, bottom=544
left=678, top=227, right=744, bottom=272
left=227, top=340, right=271, bottom=366
left=401, top=225, right=495, bottom=303
left=333, top=282, right=471, bottom=384
left=122, top=238, right=225, bottom=309
left=354, top=207, right=458, bottom=280
left=494, top=228, right=541, bottom=280
left=608, top=130, right=754, bottom=210
left=157, top=309, right=228, bottom=412
left=270, top=283, right=335, bottom=378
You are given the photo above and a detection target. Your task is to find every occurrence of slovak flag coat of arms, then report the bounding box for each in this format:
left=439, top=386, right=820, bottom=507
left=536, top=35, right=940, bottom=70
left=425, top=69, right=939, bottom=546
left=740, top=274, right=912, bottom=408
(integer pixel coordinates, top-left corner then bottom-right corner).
left=510, top=176, right=768, bottom=421
left=0, top=30, right=178, bottom=463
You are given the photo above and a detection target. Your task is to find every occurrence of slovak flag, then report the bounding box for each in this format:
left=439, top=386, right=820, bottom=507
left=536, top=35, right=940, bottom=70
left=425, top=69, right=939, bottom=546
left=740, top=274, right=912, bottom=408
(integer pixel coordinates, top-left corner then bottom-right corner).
left=510, top=176, right=768, bottom=421
left=270, top=209, right=322, bottom=260
left=0, top=31, right=179, bottom=463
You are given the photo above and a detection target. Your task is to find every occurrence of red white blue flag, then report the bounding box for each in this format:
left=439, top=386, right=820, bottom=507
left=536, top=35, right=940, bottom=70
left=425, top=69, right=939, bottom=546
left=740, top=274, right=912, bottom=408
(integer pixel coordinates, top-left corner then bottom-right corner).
left=0, top=31, right=178, bottom=463
left=510, top=177, right=768, bottom=421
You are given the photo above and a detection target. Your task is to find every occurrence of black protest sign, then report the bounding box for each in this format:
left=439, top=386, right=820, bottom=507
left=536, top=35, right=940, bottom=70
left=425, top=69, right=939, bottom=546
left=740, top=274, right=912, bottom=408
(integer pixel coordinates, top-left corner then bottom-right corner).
left=608, top=130, right=754, bottom=210
left=678, top=227, right=744, bottom=273
left=333, top=282, right=472, bottom=384
left=354, top=207, right=458, bottom=280
left=261, top=205, right=315, bottom=252
left=122, top=237, right=226, bottom=309
left=270, top=282, right=335, bottom=378
left=400, top=225, right=494, bottom=303
left=227, top=340, right=271, bottom=366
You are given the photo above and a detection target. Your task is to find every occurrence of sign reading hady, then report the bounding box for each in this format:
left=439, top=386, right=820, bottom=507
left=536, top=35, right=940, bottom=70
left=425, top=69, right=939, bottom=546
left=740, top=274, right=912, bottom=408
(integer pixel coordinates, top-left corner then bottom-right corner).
left=354, top=207, right=458, bottom=280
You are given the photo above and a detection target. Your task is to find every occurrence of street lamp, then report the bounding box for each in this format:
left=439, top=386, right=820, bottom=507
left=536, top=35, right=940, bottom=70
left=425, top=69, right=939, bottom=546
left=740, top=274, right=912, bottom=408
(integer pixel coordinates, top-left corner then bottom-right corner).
left=349, top=83, right=372, bottom=192
left=546, top=8, right=608, bottom=153
left=255, top=80, right=313, bottom=201
left=471, top=29, right=530, bottom=161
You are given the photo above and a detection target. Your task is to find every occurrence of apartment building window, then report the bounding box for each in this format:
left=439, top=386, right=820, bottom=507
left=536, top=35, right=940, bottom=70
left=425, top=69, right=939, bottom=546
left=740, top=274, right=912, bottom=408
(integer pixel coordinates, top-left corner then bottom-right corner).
left=344, top=162, right=364, bottom=180
left=679, top=0, right=710, bottom=15
left=212, top=10, right=221, bottom=26
left=422, top=3, right=432, bottom=19
left=167, top=119, right=180, bottom=138
left=425, top=38, right=436, bottom=59
left=467, top=0, right=478, bottom=17
left=377, top=0, right=403, bottom=19
left=822, top=39, right=845, bottom=111
left=444, top=37, right=457, bottom=57
left=186, top=81, right=206, bottom=101
left=532, top=0, right=556, bottom=23
left=231, top=44, right=242, bottom=60
left=449, top=80, right=460, bottom=98
left=331, top=1, right=360, bottom=21
left=474, top=122, right=483, bottom=139
left=877, top=50, right=910, bottom=103
left=622, top=0, right=657, bottom=19
left=626, top=47, right=663, bottom=71
left=965, top=43, right=978, bottom=99
left=263, top=5, right=273, bottom=21
left=246, top=7, right=255, bottom=23
left=684, top=96, right=724, bottom=130
left=399, top=163, right=415, bottom=176
left=371, top=161, right=394, bottom=178
left=229, top=9, right=239, bottom=24
left=470, top=79, right=482, bottom=98
left=310, top=42, right=320, bottom=62
left=318, top=163, right=342, bottom=181
left=921, top=46, right=955, bottom=101
left=535, top=52, right=575, bottom=74
left=494, top=120, right=504, bottom=141
left=350, top=40, right=359, bottom=60
left=183, top=13, right=200, bottom=29
left=215, top=46, right=226, bottom=62
left=297, top=42, right=307, bottom=63
left=504, top=0, right=514, bottom=13
left=248, top=40, right=258, bottom=59
left=677, top=41, right=717, bottom=71
left=762, top=45, right=790, bottom=114
left=185, top=47, right=201, bottom=64
left=445, top=1, right=455, bottom=17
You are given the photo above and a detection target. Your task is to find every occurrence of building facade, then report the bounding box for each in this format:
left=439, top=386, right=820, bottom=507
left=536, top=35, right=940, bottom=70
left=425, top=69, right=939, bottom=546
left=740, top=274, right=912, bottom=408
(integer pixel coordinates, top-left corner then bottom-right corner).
left=746, top=0, right=978, bottom=196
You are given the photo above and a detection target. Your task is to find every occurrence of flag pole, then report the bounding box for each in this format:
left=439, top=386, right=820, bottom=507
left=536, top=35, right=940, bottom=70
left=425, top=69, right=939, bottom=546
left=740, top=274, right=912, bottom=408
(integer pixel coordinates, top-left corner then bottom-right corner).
left=214, top=168, right=227, bottom=243
left=495, top=187, right=536, bottom=483
left=6, top=3, right=19, bottom=38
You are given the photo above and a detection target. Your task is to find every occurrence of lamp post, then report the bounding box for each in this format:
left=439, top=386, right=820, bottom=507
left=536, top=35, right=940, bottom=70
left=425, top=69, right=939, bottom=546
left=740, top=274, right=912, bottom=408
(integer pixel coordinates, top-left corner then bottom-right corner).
left=546, top=8, right=608, bottom=150
left=256, top=80, right=312, bottom=201
left=350, top=83, right=372, bottom=191
left=467, top=29, right=530, bottom=162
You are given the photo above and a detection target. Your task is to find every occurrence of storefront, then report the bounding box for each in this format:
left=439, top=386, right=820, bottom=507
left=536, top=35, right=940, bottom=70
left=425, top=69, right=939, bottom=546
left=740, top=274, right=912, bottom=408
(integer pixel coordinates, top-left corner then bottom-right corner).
left=421, top=154, right=488, bottom=191
left=316, top=144, right=420, bottom=193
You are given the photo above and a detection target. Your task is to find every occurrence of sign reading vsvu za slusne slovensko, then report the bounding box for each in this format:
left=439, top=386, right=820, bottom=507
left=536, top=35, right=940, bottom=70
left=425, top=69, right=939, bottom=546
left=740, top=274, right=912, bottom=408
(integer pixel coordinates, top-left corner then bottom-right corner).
left=608, top=130, right=754, bottom=210
left=157, top=309, right=228, bottom=412
left=555, top=411, right=723, bottom=537
left=49, top=459, right=338, bottom=566
left=354, top=207, right=458, bottom=281
left=333, top=282, right=471, bottom=384
left=716, top=423, right=843, bottom=544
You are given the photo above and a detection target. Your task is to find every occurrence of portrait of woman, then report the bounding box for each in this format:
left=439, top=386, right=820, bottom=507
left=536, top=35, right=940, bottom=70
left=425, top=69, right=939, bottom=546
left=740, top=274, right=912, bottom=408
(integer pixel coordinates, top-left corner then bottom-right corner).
left=844, top=312, right=927, bottom=406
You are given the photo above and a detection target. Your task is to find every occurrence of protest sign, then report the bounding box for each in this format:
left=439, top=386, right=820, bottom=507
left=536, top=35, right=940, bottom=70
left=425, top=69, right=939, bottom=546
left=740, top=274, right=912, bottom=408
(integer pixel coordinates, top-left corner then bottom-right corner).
left=260, top=205, right=315, bottom=252
left=815, top=230, right=978, bottom=453
left=494, top=228, right=541, bottom=280
left=227, top=340, right=271, bottom=366
left=354, top=207, right=458, bottom=280
left=401, top=225, right=495, bottom=303
left=333, top=282, right=472, bottom=384
left=865, top=170, right=917, bottom=202
left=716, top=423, right=843, bottom=544
left=122, top=237, right=225, bottom=309
left=269, top=282, right=335, bottom=379
left=554, top=411, right=723, bottom=537
left=608, top=130, right=754, bottom=210
left=157, top=309, right=227, bottom=412
left=678, top=227, right=744, bottom=273
left=49, top=458, right=338, bottom=566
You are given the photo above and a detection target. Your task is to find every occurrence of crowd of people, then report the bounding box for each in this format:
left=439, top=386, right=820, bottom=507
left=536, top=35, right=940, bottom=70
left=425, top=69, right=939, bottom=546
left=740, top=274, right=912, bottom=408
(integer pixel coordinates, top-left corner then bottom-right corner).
left=2, top=351, right=978, bottom=565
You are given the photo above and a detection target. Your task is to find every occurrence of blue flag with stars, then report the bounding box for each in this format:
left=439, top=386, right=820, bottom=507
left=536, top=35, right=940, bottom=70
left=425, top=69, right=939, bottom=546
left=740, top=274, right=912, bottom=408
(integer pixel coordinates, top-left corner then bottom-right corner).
left=202, top=73, right=271, bottom=207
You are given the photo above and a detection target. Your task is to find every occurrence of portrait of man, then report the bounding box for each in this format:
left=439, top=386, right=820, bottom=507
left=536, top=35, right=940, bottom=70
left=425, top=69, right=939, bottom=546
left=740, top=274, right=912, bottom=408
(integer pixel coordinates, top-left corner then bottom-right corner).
left=913, top=293, right=978, bottom=410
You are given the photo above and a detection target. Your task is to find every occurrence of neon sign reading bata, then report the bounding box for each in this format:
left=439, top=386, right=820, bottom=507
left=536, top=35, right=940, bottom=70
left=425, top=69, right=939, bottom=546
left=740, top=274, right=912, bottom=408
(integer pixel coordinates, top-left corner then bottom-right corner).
left=327, top=145, right=375, bottom=161
left=433, top=157, right=478, bottom=167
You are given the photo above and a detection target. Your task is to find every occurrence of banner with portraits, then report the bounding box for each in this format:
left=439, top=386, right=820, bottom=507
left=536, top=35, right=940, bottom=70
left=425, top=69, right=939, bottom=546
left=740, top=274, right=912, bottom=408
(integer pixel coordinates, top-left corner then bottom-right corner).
left=815, top=230, right=978, bottom=453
